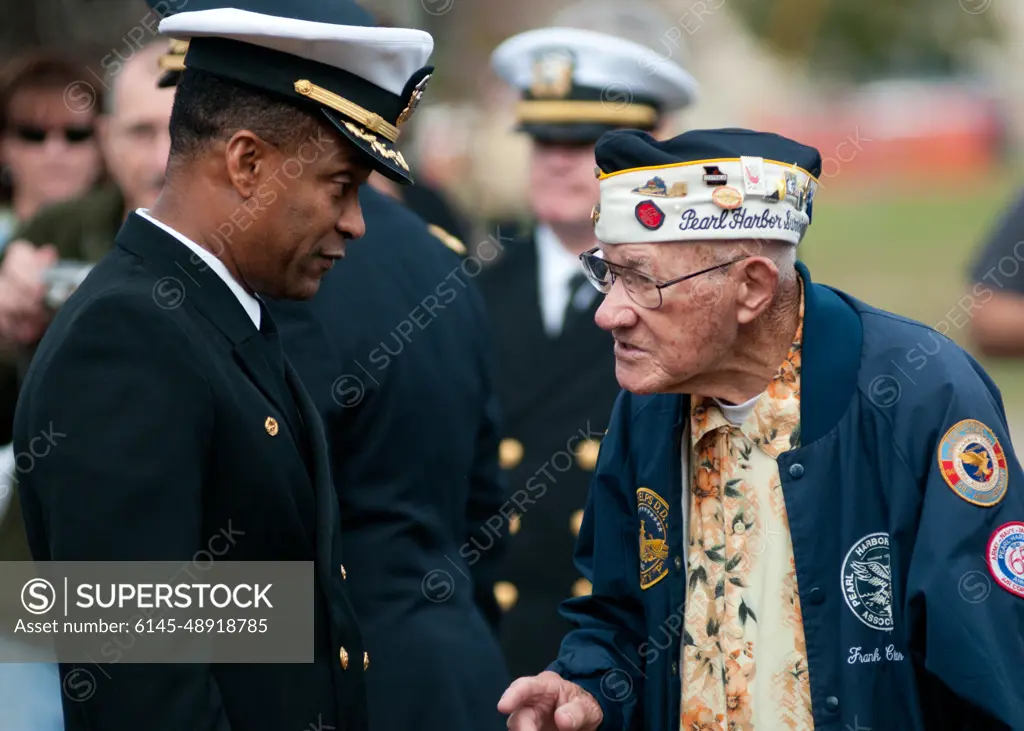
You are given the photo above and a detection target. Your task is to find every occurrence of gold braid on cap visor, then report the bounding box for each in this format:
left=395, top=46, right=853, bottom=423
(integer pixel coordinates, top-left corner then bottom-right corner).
left=294, top=79, right=400, bottom=143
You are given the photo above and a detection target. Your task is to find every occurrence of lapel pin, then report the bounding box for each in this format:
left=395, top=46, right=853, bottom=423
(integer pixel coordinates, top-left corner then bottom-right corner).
left=265, top=417, right=279, bottom=436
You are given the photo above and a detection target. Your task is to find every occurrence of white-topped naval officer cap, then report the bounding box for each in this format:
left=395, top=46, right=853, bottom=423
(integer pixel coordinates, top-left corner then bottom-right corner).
left=157, top=0, right=434, bottom=184
left=491, top=27, right=699, bottom=144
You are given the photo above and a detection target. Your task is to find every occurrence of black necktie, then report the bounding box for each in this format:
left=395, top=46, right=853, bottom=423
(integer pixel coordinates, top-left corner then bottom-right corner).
left=562, top=271, right=591, bottom=332
left=258, top=299, right=287, bottom=381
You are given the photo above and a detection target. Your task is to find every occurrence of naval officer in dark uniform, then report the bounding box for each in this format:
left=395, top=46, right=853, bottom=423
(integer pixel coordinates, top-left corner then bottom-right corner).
left=155, top=20, right=510, bottom=731
left=12, top=2, right=435, bottom=730
left=477, top=26, right=699, bottom=679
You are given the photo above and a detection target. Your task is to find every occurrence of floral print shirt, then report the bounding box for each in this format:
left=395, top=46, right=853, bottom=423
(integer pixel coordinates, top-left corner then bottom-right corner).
left=681, top=284, right=812, bottom=731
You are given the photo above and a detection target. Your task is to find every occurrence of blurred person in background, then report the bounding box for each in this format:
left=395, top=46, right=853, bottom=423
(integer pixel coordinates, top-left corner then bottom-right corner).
left=0, top=37, right=172, bottom=731
left=0, top=38, right=172, bottom=355
left=0, top=50, right=104, bottom=452
left=966, top=190, right=1024, bottom=357
left=0, top=50, right=103, bottom=252
left=476, top=5, right=699, bottom=679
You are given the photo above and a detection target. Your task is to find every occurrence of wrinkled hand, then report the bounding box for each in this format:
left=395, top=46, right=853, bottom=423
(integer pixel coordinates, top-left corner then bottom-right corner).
left=0, top=240, right=58, bottom=346
left=498, top=671, right=603, bottom=731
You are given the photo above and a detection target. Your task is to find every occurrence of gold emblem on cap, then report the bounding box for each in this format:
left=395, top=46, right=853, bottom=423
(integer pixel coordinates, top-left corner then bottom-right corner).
left=530, top=49, right=574, bottom=99
left=575, top=439, right=600, bottom=471
left=342, top=122, right=409, bottom=172
left=397, top=74, right=431, bottom=128
left=265, top=417, right=279, bottom=436
left=494, top=581, right=519, bottom=611
left=499, top=438, right=523, bottom=470
left=294, top=79, right=401, bottom=143
left=590, top=204, right=600, bottom=227
left=158, top=39, right=188, bottom=72
left=712, top=186, right=743, bottom=210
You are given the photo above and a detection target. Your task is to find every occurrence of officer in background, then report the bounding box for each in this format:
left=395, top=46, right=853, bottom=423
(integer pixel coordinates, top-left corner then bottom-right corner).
left=160, top=23, right=511, bottom=731
left=477, top=20, right=699, bottom=678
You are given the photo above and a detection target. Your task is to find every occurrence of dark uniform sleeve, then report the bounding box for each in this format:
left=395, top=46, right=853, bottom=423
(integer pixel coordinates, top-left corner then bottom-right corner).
left=14, top=293, right=231, bottom=731
left=969, top=189, right=1024, bottom=294
left=546, top=393, right=647, bottom=730
left=903, top=355, right=1024, bottom=726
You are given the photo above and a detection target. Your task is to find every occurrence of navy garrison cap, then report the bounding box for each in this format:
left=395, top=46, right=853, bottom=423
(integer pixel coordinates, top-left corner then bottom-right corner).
left=592, top=128, right=822, bottom=246
left=151, top=0, right=433, bottom=184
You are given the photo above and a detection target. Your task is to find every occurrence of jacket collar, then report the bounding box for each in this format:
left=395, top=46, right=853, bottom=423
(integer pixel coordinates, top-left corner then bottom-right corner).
left=115, top=211, right=260, bottom=347
left=672, top=261, right=862, bottom=447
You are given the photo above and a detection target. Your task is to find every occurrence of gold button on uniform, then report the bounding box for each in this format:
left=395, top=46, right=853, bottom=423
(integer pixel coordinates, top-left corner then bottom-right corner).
left=494, top=581, right=519, bottom=612
left=340, top=564, right=347, bottom=579
left=339, top=647, right=349, bottom=669
left=572, top=578, right=592, bottom=597
left=363, top=652, right=370, bottom=670
left=509, top=513, right=521, bottom=535
left=570, top=509, right=584, bottom=537
left=575, top=439, right=600, bottom=471
left=499, top=438, right=523, bottom=470
left=265, top=417, right=279, bottom=436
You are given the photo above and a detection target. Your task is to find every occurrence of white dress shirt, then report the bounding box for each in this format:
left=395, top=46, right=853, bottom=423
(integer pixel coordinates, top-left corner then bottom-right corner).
left=135, top=209, right=262, bottom=329
left=535, top=224, right=597, bottom=337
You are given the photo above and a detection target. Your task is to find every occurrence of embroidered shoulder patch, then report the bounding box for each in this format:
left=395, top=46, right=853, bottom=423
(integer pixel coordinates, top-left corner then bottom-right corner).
left=841, top=532, right=894, bottom=632
left=937, top=419, right=1008, bottom=507
left=986, top=522, right=1024, bottom=599
left=637, top=487, right=669, bottom=590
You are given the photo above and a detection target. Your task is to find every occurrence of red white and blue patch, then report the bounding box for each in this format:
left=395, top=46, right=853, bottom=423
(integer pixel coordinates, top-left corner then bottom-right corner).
left=986, top=522, right=1024, bottom=599
left=937, top=419, right=1008, bottom=507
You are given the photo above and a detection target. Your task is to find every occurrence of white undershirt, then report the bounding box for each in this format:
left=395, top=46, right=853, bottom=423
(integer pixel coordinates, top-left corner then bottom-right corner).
left=134, top=208, right=262, bottom=329
left=535, top=224, right=597, bottom=337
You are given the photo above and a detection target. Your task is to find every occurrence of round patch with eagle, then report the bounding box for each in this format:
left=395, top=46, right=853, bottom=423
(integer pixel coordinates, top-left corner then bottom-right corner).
left=938, top=419, right=1008, bottom=507
left=637, top=487, right=669, bottom=590
left=841, top=532, right=894, bottom=632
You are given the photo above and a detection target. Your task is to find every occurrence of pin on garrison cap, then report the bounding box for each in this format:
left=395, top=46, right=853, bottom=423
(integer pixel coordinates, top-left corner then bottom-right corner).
left=490, top=27, right=699, bottom=145
left=154, top=0, right=434, bottom=184
left=592, top=128, right=823, bottom=247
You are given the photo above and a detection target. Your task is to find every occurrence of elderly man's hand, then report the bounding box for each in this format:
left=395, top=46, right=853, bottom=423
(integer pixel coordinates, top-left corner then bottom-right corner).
left=498, top=671, right=603, bottom=731
left=0, top=240, right=58, bottom=347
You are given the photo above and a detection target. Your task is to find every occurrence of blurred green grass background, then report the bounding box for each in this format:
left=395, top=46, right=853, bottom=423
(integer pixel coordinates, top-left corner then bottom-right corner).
left=798, top=172, right=1024, bottom=446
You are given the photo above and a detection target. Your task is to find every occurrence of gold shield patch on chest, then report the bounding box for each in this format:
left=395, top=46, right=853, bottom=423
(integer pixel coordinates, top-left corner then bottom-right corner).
left=637, top=487, right=670, bottom=589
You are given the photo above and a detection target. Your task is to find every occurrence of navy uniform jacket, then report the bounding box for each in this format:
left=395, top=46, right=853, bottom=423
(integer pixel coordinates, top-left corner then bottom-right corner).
left=477, top=227, right=621, bottom=679
left=14, top=214, right=366, bottom=731
left=269, top=187, right=510, bottom=731
left=549, top=262, right=1024, bottom=731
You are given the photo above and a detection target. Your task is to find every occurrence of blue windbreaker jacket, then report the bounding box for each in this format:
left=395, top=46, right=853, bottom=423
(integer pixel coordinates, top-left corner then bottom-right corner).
left=548, top=262, right=1024, bottom=730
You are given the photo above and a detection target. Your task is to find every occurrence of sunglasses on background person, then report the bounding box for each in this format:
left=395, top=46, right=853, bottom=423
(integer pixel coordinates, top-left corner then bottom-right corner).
left=7, top=124, right=95, bottom=144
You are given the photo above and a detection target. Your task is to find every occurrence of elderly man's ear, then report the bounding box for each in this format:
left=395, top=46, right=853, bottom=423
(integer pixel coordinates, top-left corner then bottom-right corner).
left=734, top=257, right=783, bottom=326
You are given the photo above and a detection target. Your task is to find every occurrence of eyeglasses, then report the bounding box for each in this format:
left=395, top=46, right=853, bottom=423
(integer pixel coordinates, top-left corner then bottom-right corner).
left=579, top=247, right=747, bottom=309
left=9, top=124, right=95, bottom=145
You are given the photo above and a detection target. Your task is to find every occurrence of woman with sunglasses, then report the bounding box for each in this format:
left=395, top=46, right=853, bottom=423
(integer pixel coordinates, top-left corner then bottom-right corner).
left=0, top=50, right=104, bottom=252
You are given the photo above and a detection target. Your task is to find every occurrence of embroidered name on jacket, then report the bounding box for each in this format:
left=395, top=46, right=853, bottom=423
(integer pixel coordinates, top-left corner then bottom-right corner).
left=637, top=487, right=670, bottom=589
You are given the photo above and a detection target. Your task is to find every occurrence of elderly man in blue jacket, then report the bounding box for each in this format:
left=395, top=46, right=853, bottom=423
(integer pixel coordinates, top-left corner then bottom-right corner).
left=498, top=128, right=1024, bottom=731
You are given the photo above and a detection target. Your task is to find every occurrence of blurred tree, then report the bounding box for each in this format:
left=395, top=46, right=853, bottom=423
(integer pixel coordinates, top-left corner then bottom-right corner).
left=729, top=0, right=1002, bottom=80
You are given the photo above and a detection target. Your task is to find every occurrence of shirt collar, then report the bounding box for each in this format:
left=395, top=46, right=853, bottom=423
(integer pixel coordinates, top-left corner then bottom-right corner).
left=135, top=208, right=262, bottom=330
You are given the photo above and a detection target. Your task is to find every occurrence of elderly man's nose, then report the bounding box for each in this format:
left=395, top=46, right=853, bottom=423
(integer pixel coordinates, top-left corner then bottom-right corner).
left=595, top=283, right=637, bottom=331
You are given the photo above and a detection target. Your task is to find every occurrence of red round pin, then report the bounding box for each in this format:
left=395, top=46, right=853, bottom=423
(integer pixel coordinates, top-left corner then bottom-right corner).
left=635, top=200, right=665, bottom=230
